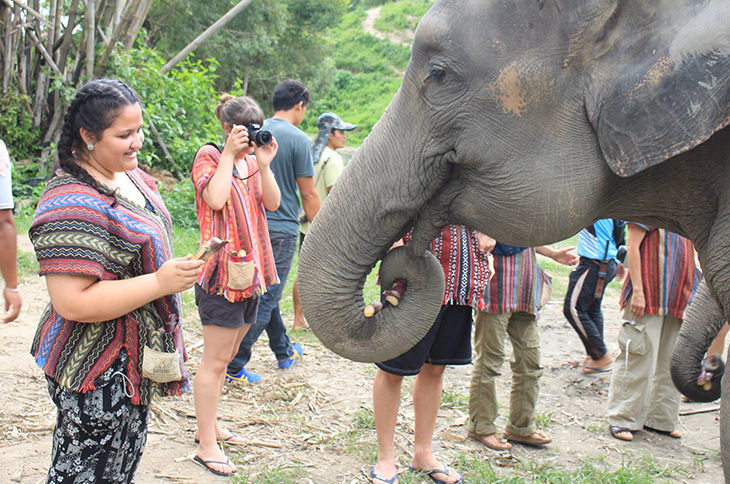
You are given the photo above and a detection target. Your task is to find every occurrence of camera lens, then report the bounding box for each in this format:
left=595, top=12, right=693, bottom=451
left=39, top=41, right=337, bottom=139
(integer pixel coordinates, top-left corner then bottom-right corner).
left=255, top=131, right=272, bottom=145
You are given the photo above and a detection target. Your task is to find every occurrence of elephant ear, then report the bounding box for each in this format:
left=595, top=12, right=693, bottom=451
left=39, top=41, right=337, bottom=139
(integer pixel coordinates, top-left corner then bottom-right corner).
left=583, top=1, right=730, bottom=177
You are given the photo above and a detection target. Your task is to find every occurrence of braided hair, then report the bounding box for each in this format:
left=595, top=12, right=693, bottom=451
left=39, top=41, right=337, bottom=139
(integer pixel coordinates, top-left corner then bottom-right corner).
left=57, top=79, right=141, bottom=201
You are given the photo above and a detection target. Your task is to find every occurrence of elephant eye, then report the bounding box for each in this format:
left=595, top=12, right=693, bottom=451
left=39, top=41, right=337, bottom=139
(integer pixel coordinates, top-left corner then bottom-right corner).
left=427, top=66, right=446, bottom=83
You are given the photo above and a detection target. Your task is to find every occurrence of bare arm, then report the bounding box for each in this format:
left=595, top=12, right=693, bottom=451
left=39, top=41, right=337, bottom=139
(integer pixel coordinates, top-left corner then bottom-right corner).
left=253, top=138, right=281, bottom=211
left=45, top=258, right=203, bottom=323
left=626, top=223, right=648, bottom=318
left=0, top=208, right=20, bottom=323
left=298, top=176, right=321, bottom=222
left=475, top=231, right=496, bottom=253
left=536, top=245, right=579, bottom=266
left=202, top=126, right=250, bottom=211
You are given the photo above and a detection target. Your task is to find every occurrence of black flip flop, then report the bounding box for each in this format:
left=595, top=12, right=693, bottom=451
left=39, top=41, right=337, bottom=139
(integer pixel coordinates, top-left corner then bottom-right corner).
left=193, top=455, right=236, bottom=476
left=644, top=425, right=682, bottom=438
left=609, top=426, right=634, bottom=441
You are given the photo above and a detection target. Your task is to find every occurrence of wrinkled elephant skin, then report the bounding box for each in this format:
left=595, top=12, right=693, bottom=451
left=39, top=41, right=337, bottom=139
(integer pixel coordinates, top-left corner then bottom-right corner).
left=298, top=1, right=730, bottom=480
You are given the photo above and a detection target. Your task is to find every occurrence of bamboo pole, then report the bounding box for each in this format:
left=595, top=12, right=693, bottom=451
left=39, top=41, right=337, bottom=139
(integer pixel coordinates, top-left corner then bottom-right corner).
left=160, top=0, right=254, bottom=75
left=2, top=0, right=52, bottom=28
left=85, top=0, right=94, bottom=78
left=2, top=7, right=12, bottom=92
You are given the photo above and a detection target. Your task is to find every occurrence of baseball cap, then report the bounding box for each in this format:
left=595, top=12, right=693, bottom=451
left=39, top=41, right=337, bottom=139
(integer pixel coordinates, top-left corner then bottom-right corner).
left=316, top=113, right=356, bottom=131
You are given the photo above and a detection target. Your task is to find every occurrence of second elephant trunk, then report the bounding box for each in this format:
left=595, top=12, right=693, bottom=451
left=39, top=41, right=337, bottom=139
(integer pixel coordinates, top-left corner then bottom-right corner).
left=671, top=279, right=726, bottom=402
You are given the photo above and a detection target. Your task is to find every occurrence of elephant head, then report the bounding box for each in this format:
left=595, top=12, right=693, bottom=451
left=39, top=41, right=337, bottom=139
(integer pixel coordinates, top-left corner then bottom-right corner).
left=299, top=0, right=730, bottom=363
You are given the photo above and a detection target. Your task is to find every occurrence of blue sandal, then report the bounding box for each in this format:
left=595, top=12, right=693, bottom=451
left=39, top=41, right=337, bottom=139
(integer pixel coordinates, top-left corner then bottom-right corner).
left=409, top=464, right=463, bottom=484
left=370, top=467, right=398, bottom=484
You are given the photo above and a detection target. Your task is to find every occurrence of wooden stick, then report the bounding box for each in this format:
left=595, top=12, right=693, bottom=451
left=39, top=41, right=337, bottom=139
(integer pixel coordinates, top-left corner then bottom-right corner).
left=679, top=404, right=721, bottom=416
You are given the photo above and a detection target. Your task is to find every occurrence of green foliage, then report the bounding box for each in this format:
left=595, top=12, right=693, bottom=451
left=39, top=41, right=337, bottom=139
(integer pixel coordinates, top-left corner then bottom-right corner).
left=234, top=462, right=305, bottom=484
left=374, top=0, right=432, bottom=33
left=451, top=452, right=694, bottom=483
left=441, top=389, right=468, bottom=409
left=107, top=47, right=222, bottom=175
left=0, top=91, right=41, bottom=162
left=159, top=179, right=199, bottom=230
left=352, top=407, right=376, bottom=431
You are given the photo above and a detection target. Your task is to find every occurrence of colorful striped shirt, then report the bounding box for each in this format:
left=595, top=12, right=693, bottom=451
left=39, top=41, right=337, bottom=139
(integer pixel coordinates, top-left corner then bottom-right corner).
left=483, top=248, right=552, bottom=316
left=429, top=225, right=490, bottom=309
left=29, top=168, right=187, bottom=405
left=620, top=226, right=701, bottom=318
left=192, top=145, right=278, bottom=302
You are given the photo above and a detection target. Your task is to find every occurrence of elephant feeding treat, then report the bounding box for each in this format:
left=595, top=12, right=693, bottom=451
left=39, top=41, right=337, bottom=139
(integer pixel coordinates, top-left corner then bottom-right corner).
left=364, top=280, right=408, bottom=318
left=191, top=237, right=230, bottom=261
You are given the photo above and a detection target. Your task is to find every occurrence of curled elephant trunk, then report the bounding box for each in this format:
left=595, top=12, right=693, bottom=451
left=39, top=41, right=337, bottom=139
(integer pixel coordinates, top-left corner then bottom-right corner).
left=299, top=231, right=445, bottom=362
left=671, top=280, right=725, bottom=402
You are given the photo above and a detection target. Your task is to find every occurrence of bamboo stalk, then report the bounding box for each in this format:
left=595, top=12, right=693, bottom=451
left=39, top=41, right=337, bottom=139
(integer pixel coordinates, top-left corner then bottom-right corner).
left=26, top=29, right=62, bottom=76
left=85, top=0, right=94, bottom=78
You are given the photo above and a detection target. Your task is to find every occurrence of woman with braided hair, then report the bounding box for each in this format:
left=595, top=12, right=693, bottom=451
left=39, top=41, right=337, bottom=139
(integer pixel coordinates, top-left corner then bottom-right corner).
left=29, top=78, right=203, bottom=483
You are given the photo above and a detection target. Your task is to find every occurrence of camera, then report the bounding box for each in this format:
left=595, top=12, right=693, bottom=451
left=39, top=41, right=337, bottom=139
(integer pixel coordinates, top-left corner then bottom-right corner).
left=246, top=124, right=272, bottom=146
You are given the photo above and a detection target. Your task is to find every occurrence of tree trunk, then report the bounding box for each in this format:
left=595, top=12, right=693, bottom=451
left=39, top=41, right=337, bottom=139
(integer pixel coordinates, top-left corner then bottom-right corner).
left=2, top=7, right=12, bottom=92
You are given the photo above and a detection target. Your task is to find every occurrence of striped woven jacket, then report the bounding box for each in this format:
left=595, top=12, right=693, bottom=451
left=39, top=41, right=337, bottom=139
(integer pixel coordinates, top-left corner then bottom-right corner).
left=483, top=248, right=552, bottom=316
left=192, top=145, right=278, bottom=302
left=620, top=227, right=701, bottom=318
left=29, top=169, right=188, bottom=405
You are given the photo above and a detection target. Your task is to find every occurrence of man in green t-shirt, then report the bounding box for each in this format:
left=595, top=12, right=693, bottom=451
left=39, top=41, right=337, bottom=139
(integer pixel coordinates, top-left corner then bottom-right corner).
left=292, top=113, right=356, bottom=330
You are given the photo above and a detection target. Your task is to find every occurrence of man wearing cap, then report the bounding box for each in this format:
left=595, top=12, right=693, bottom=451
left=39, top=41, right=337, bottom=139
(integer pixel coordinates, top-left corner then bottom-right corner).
left=292, top=113, right=356, bottom=330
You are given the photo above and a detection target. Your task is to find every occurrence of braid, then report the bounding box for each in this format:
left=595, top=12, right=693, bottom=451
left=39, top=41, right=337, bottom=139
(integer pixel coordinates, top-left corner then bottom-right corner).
left=56, top=79, right=140, bottom=202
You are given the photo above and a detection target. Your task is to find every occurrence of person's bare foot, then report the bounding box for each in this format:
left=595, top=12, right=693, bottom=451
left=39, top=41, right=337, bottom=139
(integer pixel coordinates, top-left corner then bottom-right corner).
left=194, top=426, right=246, bottom=444
left=468, top=431, right=512, bottom=450
left=292, top=317, right=309, bottom=330
left=581, top=354, right=614, bottom=374
left=504, top=429, right=552, bottom=446
left=194, top=444, right=237, bottom=476
left=370, top=463, right=398, bottom=484
left=411, top=456, right=462, bottom=484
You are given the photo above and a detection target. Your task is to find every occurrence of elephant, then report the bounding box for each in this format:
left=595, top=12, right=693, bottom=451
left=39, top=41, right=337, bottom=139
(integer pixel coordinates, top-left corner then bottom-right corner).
left=297, top=0, right=730, bottom=478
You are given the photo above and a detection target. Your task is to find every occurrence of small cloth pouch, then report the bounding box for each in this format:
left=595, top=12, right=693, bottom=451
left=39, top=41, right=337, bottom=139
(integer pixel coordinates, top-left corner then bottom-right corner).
left=142, top=345, right=183, bottom=383
left=227, top=251, right=256, bottom=291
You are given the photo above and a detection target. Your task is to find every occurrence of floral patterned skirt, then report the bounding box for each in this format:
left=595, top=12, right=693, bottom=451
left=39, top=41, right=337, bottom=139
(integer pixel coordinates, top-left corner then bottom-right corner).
left=45, top=352, right=149, bottom=484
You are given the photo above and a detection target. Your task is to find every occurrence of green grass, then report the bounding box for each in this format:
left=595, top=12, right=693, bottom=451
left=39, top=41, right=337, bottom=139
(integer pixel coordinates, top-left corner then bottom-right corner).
left=534, top=409, right=554, bottom=429
left=233, top=462, right=305, bottom=484
left=352, top=407, right=376, bottom=431
left=441, top=389, right=468, bottom=409
left=451, top=452, right=695, bottom=483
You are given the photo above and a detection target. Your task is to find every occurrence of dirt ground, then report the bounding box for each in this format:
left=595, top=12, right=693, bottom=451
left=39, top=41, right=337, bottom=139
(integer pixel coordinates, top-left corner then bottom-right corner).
left=0, top=235, right=724, bottom=483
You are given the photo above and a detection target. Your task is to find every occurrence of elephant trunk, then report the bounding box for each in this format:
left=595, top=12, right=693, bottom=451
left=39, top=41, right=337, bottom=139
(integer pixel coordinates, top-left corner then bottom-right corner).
left=298, top=111, right=447, bottom=362
left=671, top=280, right=726, bottom=402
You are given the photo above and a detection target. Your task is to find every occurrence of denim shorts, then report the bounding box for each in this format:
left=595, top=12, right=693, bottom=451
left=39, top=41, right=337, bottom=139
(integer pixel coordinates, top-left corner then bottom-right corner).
left=195, top=284, right=259, bottom=328
left=376, top=304, right=473, bottom=376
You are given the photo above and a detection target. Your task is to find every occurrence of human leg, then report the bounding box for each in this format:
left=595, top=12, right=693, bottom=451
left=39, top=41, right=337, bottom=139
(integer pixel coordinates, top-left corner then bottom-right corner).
left=564, top=258, right=613, bottom=363
left=194, top=324, right=249, bottom=475
left=606, top=303, right=664, bottom=436
left=46, top=355, right=148, bottom=484
left=292, top=278, right=309, bottom=330
left=410, top=363, right=461, bottom=483
left=372, top=369, right=403, bottom=484
left=645, top=315, right=683, bottom=434
left=503, top=312, right=549, bottom=444
left=468, top=311, right=510, bottom=448
left=227, top=233, right=297, bottom=373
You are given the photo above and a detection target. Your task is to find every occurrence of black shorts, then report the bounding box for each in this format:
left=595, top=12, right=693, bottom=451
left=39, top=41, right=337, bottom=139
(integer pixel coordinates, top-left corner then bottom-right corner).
left=376, top=304, right=473, bottom=376
left=194, top=284, right=259, bottom=328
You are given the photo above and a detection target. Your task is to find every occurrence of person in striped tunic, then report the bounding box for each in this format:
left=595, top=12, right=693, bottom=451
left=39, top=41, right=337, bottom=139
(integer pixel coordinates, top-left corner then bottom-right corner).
left=370, top=225, right=493, bottom=484
left=30, top=79, right=203, bottom=484
left=468, top=244, right=577, bottom=450
left=191, top=94, right=280, bottom=476
left=607, top=224, right=701, bottom=442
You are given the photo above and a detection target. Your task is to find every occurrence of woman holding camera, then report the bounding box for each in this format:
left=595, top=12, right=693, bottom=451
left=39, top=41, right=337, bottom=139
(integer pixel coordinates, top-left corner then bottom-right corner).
left=191, top=94, right=280, bottom=476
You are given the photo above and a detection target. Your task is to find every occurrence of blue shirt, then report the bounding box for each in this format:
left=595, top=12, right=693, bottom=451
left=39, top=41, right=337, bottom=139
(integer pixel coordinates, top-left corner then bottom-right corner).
left=577, top=218, right=623, bottom=261
left=262, top=118, right=315, bottom=236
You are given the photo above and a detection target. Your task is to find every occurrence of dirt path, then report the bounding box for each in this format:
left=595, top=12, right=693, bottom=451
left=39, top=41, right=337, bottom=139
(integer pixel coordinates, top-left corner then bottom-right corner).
left=0, top=236, right=723, bottom=483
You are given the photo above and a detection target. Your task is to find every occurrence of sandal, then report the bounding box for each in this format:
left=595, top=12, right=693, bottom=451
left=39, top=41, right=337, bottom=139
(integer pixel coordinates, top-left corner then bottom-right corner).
left=609, top=425, right=634, bottom=441
left=503, top=429, right=551, bottom=446
left=644, top=425, right=682, bottom=439
left=468, top=431, right=512, bottom=450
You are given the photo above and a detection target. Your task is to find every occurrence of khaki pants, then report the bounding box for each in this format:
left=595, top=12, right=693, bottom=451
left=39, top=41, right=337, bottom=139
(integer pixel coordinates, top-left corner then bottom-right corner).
left=606, top=300, right=682, bottom=432
left=469, top=311, right=543, bottom=436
